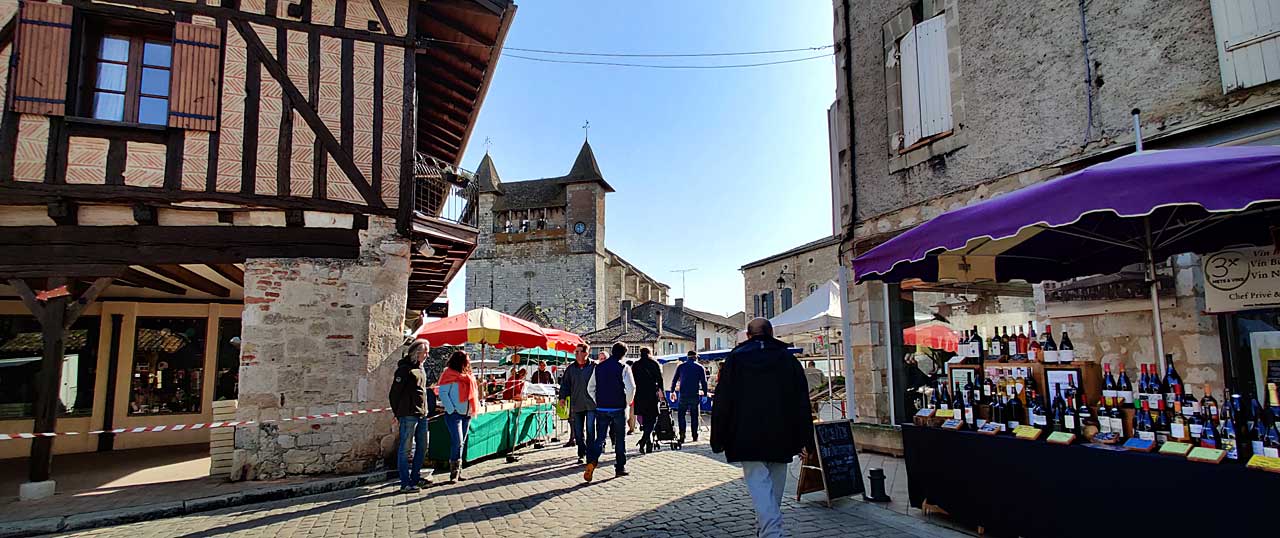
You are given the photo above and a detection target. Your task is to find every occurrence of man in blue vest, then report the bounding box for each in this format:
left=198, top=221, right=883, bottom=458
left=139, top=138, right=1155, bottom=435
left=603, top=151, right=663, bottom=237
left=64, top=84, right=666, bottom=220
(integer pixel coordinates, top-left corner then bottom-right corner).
left=671, top=350, right=709, bottom=442
left=584, top=342, right=635, bottom=482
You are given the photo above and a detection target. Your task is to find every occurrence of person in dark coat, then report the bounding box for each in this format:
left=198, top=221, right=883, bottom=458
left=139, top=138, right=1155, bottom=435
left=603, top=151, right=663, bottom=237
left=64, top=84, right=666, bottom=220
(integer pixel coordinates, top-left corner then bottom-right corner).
left=711, top=318, right=813, bottom=538
left=630, top=347, right=663, bottom=453
left=389, top=338, right=432, bottom=492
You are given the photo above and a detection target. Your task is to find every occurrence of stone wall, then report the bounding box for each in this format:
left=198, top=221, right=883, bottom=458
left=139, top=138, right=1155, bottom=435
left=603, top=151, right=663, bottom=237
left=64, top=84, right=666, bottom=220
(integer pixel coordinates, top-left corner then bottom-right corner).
left=742, top=241, right=839, bottom=318
left=232, top=216, right=410, bottom=480
left=464, top=254, right=600, bottom=335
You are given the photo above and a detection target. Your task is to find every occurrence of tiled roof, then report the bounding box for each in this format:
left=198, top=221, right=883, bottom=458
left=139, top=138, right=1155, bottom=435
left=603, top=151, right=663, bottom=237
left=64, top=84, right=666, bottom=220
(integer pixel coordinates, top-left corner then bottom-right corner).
left=582, top=318, right=695, bottom=344
left=739, top=235, right=841, bottom=270
left=682, top=307, right=737, bottom=328
left=491, top=179, right=567, bottom=211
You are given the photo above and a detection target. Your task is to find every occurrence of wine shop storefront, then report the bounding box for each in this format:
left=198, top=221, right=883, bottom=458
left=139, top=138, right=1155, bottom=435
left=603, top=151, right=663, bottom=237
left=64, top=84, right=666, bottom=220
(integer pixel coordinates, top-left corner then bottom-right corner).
left=847, top=147, right=1280, bottom=537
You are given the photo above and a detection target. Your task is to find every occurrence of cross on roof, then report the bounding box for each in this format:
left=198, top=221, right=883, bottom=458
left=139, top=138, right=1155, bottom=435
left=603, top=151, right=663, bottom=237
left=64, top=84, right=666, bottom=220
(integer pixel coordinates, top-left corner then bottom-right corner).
left=583, top=120, right=590, bottom=141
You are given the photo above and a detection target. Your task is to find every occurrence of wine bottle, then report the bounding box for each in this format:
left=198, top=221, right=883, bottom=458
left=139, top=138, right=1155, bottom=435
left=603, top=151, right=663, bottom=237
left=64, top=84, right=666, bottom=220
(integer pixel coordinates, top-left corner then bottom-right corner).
left=1052, top=383, right=1067, bottom=432
left=952, top=382, right=965, bottom=415
left=1155, top=399, right=1171, bottom=445
left=1005, top=394, right=1022, bottom=431
left=1042, top=324, right=1058, bottom=364
left=1063, top=393, right=1077, bottom=434
left=971, top=326, right=984, bottom=363
left=1030, top=390, right=1046, bottom=430
left=1076, top=390, right=1093, bottom=436
left=963, top=377, right=977, bottom=429
left=1200, top=409, right=1219, bottom=449
left=938, top=381, right=950, bottom=411
left=1170, top=401, right=1190, bottom=442
left=1027, top=323, right=1041, bottom=362
left=984, top=374, right=996, bottom=402
left=1222, top=393, right=1240, bottom=460
left=1058, top=329, right=1075, bottom=362
left=1137, top=400, right=1156, bottom=441
left=929, top=382, right=941, bottom=410
left=991, top=394, right=1005, bottom=432
left=1189, top=410, right=1205, bottom=444
left=1016, top=325, right=1029, bottom=358
left=1067, top=373, right=1079, bottom=406
left=1000, top=327, right=1011, bottom=361
left=1137, top=363, right=1150, bottom=408
left=1163, top=356, right=1182, bottom=408
left=1103, top=363, right=1118, bottom=407
left=1096, top=397, right=1112, bottom=434
left=1200, top=384, right=1219, bottom=425
left=987, top=328, right=1001, bottom=362
left=1116, top=365, right=1133, bottom=406
left=1109, top=400, right=1125, bottom=438
left=1015, top=368, right=1027, bottom=404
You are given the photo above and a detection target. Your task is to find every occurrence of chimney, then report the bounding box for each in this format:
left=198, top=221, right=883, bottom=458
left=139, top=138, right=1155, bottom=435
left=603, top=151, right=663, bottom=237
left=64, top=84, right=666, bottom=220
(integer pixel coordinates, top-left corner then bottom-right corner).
left=655, top=309, right=664, bottom=339
left=674, top=298, right=684, bottom=310
left=620, top=300, right=632, bottom=326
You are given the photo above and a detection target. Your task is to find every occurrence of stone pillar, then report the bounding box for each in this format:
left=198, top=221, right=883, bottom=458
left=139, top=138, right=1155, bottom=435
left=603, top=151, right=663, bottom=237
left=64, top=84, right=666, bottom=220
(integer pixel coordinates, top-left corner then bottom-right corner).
left=231, top=216, right=411, bottom=480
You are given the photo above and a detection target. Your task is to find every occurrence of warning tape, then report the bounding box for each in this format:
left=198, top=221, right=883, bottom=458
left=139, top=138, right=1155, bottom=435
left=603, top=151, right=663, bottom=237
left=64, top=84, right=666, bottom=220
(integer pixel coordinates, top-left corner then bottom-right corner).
left=0, top=407, right=394, bottom=441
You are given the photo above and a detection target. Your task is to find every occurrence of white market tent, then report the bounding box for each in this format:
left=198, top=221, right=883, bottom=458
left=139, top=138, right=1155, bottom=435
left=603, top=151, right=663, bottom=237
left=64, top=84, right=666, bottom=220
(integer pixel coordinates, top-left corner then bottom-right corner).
left=770, top=279, right=843, bottom=341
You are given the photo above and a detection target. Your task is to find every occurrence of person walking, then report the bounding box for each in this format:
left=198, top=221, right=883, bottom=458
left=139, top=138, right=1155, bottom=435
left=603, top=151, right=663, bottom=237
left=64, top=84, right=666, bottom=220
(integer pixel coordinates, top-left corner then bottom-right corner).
left=631, top=347, right=663, bottom=453
left=437, top=350, right=480, bottom=482
left=389, top=339, right=432, bottom=492
left=558, top=344, right=597, bottom=464
left=671, top=350, right=709, bottom=442
left=585, top=342, right=635, bottom=481
left=531, top=361, right=555, bottom=384
left=711, top=318, right=813, bottom=538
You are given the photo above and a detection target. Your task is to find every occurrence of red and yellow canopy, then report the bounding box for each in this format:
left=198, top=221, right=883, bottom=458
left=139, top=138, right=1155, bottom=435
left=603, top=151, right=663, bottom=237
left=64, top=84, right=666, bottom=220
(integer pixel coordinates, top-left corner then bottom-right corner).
left=415, top=308, right=571, bottom=350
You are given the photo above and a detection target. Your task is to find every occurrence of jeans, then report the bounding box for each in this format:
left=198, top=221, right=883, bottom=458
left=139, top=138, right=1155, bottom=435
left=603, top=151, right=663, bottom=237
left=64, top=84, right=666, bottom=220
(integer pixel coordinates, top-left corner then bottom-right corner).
left=396, top=416, right=428, bottom=487
left=587, top=409, right=627, bottom=470
left=570, top=410, right=596, bottom=459
left=741, top=460, right=789, bottom=538
left=443, top=412, right=471, bottom=462
left=677, top=398, right=699, bottom=438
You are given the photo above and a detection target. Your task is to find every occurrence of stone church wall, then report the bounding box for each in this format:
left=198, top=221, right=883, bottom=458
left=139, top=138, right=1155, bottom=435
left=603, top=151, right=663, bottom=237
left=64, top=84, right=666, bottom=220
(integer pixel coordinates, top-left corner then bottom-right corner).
left=465, top=254, right=600, bottom=335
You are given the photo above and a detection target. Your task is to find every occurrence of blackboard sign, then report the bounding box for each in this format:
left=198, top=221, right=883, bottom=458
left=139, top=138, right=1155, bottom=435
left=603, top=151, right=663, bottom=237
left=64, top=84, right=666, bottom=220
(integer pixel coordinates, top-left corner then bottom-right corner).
left=810, top=420, right=864, bottom=504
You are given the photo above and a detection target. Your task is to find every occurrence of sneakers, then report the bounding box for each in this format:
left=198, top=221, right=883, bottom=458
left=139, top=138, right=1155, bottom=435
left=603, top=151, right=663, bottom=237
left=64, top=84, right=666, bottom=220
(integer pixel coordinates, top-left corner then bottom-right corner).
left=399, top=485, right=420, bottom=493
left=615, top=469, right=629, bottom=477
left=584, top=462, right=597, bottom=482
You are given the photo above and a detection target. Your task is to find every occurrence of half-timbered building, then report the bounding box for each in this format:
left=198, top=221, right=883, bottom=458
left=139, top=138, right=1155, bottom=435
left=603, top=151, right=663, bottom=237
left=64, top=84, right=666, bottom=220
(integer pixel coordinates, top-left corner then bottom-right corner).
left=0, top=0, right=513, bottom=498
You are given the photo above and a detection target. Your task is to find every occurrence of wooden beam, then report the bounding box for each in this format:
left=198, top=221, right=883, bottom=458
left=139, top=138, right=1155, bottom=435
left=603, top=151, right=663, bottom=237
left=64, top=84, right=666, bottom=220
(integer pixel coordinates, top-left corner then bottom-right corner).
left=121, top=268, right=188, bottom=295
left=64, top=277, right=112, bottom=329
left=149, top=265, right=231, bottom=297
left=7, top=279, right=46, bottom=320
left=421, top=117, right=464, bottom=144
left=420, top=79, right=476, bottom=114
left=0, top=182, right=397, bottom=216
left=418, top=44, right=486, bottom=75
left=209, top=263, right=245, bottom=286
left=422, top=130, right=461, bottom=153
left=0, top=265, right=126, bottom=279
left=28, top=278, right=68, bottom=482
left=422, top=63, right=482, bottom=93
left=232, top=20, right=384, bottom=208
left=419, top=4, right=496, bottom=46
left=0, top=227, right=361, bottom=265
left=369, top=0, right=396, bottom=38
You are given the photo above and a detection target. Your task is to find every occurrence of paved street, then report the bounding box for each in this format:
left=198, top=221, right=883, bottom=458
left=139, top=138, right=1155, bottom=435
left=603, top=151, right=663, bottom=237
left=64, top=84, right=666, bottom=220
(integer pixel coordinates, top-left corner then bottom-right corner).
left=45, top=440, right=964, bottom=538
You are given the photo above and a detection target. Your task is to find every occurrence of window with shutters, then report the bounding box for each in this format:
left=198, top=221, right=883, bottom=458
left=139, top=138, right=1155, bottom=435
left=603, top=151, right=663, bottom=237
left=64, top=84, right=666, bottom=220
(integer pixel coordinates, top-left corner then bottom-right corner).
left=898, top=14, right=951, bottom=150
left=781, top=288, right=793, bottom=312
left=1210, top=0, right=1280, bottom=92
left=79, top=21, right=173, bottom=125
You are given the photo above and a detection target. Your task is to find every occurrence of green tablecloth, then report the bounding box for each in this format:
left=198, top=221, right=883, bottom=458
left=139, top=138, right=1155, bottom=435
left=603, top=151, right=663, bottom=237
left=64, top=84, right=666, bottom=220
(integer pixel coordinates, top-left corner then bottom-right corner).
left=427, top=403, right=553, bottom=462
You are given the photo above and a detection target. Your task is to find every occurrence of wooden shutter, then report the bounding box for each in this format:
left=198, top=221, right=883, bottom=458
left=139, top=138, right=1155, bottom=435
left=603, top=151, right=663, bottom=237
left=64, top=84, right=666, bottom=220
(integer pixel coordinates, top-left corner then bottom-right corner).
left=168, top=23, right=222, bottom=131
left=1211, top=0, right=1280, bottom=92
left=898, top=25, right=921, bottom=148
left=915, top=14, right=952, bottom=138
left=10, top=2, right=73, bottom=116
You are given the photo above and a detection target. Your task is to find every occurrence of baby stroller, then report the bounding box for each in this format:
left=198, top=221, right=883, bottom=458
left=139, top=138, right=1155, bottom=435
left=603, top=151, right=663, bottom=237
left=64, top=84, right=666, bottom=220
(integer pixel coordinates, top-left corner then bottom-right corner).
left=653, top=399, right=680, bottom=451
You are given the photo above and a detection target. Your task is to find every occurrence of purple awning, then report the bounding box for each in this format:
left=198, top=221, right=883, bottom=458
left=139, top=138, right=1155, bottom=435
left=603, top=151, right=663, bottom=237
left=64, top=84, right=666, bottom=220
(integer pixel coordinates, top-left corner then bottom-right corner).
left=853, top=146, right=1280, bottom=283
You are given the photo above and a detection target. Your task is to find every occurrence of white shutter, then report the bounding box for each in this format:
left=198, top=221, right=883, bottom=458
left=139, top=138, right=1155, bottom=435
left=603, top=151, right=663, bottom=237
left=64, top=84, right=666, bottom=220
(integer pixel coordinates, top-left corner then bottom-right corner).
left=899, top=26, right=922, bottom=148
left=916, top=14, right=952, bottom=138
left=1212, top=0, right=1280, bottom=92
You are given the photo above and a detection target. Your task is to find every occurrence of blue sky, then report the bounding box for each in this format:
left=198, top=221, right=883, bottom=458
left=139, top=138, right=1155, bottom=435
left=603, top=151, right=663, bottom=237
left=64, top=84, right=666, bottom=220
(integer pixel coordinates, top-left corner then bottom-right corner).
left=448, top=0, right=836, bottom=317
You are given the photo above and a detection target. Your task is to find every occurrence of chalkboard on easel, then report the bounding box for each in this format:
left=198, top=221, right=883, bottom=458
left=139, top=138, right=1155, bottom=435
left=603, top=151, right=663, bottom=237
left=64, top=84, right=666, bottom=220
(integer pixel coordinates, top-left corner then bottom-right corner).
left=797, top=420, right=864, bottom=506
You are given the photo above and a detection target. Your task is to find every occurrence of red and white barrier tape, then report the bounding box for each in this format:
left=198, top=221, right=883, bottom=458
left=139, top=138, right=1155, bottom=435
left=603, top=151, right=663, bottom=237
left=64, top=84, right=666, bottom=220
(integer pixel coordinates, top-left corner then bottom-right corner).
left=0, top=407, right=394, bottom=441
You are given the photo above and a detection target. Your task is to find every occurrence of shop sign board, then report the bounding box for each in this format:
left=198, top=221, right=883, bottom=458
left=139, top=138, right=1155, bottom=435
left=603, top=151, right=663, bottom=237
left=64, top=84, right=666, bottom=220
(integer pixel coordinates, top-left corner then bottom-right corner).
left=1203, top=246, right=1280, bottom=313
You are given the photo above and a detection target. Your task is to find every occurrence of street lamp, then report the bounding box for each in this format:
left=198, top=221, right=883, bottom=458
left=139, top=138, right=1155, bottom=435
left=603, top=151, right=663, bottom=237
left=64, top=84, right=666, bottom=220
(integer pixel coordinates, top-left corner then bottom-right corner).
left=775, top=271, right=795, bottom=290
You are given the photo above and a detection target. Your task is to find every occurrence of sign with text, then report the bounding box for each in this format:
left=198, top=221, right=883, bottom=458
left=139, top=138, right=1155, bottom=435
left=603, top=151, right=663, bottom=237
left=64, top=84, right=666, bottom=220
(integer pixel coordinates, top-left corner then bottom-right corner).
left=1203, top=246, right=1280, bottom=313
left=810, top=420, right=864, bottom=505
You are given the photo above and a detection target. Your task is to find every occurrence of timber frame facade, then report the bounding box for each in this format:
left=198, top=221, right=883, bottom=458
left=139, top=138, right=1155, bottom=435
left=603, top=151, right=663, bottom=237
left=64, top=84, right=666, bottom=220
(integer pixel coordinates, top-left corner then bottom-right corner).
left=0, top=0, right=512, bottom=487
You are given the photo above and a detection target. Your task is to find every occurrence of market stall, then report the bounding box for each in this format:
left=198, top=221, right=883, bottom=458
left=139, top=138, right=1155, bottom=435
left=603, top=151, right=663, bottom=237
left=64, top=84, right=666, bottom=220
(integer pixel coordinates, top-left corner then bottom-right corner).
left=852, top=145, right=1280, bottom=535
left=769, top=279, right=846, bottom=418
left=413, top=308, right=577, bottom=464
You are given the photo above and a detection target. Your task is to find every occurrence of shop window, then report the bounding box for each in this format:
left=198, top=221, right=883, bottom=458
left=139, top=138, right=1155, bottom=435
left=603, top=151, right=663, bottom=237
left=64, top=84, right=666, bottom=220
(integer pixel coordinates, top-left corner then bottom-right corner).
left=890, top=282, right=1036, bottom=423
left=128, top=317, right=207, bottom=416
left=214, top=318, right=240, bottom=401
left=0, top=316, right=100, bottom=419
left=1225, top=310, right=1280, bottom=404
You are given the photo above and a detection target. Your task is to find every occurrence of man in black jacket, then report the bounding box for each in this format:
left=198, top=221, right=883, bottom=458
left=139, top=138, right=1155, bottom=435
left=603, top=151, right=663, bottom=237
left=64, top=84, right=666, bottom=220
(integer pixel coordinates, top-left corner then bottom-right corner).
left=711, top=318, right=812, bottom=538
left=389, top=338, right=430, bottom=492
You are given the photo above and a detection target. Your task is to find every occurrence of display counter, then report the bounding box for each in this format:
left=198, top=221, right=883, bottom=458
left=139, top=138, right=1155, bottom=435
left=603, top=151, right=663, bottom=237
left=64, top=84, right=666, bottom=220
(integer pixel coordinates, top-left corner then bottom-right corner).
left=902, top=425, right=1278, bottom=537
left=426, top=399, right=553, bottom=463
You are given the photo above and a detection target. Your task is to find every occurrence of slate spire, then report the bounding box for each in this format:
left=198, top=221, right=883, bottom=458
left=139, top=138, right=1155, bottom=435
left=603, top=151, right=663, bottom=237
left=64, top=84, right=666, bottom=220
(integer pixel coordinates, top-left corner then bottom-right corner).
left=567, top=140, right=604, bottom=180
left=475, top=152, right=502, bottom=193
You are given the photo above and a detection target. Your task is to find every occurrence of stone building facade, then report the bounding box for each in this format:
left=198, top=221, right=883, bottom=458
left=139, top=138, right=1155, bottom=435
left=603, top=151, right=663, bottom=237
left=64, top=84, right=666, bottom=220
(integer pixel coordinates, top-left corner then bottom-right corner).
left=831, top=0, right=1280, bottom=424
left=464, top=142, right=671, bottom=334
left=740, top=235, right=840, bottom=320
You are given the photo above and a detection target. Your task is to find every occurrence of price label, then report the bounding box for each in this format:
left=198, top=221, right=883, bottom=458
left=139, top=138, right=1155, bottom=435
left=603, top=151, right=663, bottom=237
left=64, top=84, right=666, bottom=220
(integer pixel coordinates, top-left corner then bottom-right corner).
left=1159, top=441, right=1192, bottom=456
left=1012, top=425, right=1041, bottom=440
left=978, top=422, right=1002, bottom=435
left=1122, top=437, right=1155, bottom=452
left=1246, top=455, right=1280, bottom=474
left=1047, top=432, right=1076, bottom=445
left=935, top=409, right=955, bottom=418
left=941, top=419, right=963, bottom=430
left=1187, top=447, right=1225, bottom=464
left=915, top=409, right=935, bottom=418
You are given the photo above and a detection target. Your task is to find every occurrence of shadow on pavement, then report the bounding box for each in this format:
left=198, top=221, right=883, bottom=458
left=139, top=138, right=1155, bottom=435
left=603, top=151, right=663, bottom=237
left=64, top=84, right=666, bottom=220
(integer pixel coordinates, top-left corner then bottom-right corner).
left=417, top=483, right=588, bottom=534
left=172, top=490, right=399, bottom=538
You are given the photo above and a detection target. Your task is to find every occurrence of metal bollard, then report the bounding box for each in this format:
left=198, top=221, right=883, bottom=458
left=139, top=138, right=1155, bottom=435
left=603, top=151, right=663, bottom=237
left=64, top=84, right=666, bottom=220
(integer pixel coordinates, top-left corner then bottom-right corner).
left=863, top=467, right=891, bottom=503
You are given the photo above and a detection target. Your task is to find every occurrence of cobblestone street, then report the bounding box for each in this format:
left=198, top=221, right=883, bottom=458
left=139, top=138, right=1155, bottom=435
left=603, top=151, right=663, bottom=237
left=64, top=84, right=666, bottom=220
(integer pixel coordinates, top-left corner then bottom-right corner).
left=46, top=440, right=964, bottom=538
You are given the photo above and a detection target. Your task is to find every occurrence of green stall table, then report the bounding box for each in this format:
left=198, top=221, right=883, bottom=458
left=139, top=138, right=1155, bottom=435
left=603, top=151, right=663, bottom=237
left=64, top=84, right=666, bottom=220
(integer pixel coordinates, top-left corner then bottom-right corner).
left=427, top=400, right=554, bottom=463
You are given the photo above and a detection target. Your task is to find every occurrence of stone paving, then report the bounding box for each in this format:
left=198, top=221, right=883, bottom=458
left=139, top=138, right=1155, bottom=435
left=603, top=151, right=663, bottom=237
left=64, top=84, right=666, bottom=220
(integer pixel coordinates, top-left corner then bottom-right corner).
left=41, top=438, right=966, bottom=538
